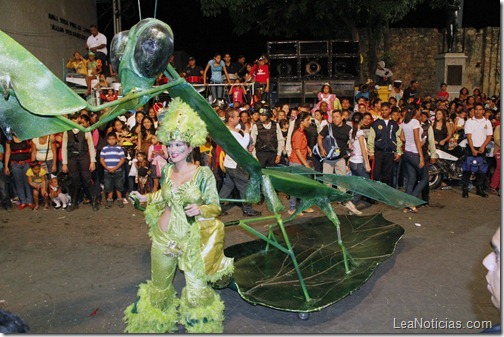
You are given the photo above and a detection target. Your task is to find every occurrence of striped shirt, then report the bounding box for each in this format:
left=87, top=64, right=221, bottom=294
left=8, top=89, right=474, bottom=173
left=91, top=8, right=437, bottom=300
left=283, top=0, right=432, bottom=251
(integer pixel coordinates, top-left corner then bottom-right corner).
left=100, top=145, right=125, bottom=168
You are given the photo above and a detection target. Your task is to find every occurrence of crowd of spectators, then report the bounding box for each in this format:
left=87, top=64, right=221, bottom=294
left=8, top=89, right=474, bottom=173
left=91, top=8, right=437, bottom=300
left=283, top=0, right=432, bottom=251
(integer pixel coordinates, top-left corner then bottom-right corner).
left=1, top=71, right=499, bottom=214
left=10, top=29, right=503, bottom=214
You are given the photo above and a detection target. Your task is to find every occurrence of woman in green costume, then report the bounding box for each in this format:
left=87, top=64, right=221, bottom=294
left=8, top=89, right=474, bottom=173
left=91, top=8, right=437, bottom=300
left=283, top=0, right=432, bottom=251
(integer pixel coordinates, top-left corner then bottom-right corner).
left=123, top=98, right=234, bottom=333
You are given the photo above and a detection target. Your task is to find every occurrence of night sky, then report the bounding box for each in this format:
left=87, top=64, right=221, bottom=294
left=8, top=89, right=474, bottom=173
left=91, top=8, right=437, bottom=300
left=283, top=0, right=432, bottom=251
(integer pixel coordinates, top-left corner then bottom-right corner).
left=98, top=0, right=500, bottom=65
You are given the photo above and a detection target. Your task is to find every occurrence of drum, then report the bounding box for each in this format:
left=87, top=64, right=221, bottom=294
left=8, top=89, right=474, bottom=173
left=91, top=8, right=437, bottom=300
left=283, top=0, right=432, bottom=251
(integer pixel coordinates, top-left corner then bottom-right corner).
left=186, top=76, right=203, bottom=84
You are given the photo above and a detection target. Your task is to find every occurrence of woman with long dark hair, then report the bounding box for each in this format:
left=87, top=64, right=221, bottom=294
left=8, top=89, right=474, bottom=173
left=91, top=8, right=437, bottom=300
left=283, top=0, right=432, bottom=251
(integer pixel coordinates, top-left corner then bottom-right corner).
left=433, top=109, right=453, bottom=151
left=348, top=112, right=372, bottom=208
left=203, top=53, right=231, bottom=102
left=138, top=116, right=156, bottom=156
left=287, top=111, right=312, bottom=215
left=401, top=105, right=427, bottom=213
left=459, top=87, right=469, bottom=101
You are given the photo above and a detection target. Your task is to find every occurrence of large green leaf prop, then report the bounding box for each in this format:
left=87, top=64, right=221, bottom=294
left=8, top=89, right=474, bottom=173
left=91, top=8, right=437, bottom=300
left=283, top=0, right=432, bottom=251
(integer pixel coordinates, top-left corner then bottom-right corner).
left=224, top=214, right=404, bottom=312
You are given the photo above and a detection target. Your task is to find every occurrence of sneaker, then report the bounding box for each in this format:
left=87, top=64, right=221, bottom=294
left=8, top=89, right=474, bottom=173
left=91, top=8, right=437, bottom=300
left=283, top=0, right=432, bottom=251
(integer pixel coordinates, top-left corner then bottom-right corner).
left=343, top=201, right=363, bottom=216
left=122, top=198, right=129, bottom=204
left=105, top=199, right=113, bottom=209
left=287, top=209, right=296, bottom=215
left=117, top=199, right=125, bottom=208
left=62, top=204, right=68, bottom=210
left=18, top=204, right=27, bottom=210
left=27, top=204, right=35, bottom=210
left=302, top=207, right=315, bottom=213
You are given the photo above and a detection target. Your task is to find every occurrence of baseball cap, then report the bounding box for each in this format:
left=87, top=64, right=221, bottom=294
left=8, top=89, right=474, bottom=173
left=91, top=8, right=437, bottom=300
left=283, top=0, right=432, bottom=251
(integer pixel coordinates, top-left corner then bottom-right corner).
left=258, top=105, right=272, bottom=118
left=188, top=56, right=195, bottom=61
left=258, top=56, right=266, bottom=61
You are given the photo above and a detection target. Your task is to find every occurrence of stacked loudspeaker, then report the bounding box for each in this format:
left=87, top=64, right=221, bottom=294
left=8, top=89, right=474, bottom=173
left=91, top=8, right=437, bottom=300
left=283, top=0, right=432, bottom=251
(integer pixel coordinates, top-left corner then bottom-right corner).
left=268, top=40, right=359, bottom=99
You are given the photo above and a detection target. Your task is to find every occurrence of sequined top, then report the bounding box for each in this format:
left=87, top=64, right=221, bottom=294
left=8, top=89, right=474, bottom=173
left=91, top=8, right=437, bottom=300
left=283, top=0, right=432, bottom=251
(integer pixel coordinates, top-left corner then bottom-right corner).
left=146, top=163, right=233, bottom=279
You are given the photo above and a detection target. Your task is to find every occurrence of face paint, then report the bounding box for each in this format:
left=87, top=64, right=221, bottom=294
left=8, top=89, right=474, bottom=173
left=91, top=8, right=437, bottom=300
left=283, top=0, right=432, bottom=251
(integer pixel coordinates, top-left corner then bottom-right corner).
left=167, top=140, right=190, bottom=162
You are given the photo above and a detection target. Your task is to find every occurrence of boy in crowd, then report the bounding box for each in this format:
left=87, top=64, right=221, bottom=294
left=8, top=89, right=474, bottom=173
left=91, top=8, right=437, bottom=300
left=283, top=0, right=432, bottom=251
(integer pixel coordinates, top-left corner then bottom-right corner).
left=100, top=133, right=126, bottom=208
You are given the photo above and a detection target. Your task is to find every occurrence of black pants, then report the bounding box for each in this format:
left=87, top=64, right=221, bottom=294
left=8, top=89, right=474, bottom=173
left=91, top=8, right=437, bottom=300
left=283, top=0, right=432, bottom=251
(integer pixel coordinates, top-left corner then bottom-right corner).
left=0, top=171, right=11, bottom=208
left=219, top=166, right=253, bottom=212
left=67, top=154, right=98, bottom=203
left=421, top=156, right=431, bottom=203
left=309, top=154, right=322, bottom=172
left=257, top=151, right=277, bottom=168
left=373, top=151, right=395, bottom=187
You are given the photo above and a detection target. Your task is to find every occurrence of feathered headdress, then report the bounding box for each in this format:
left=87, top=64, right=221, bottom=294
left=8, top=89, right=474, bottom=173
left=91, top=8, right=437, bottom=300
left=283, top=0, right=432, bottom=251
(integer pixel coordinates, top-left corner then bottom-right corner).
left=156, top=97, right=208, bottom=147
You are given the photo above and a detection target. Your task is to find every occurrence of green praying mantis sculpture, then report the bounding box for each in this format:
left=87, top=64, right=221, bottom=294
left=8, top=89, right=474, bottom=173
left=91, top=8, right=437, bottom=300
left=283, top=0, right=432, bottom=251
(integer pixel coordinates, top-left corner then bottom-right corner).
left=0, top=18, right=424, bottom=315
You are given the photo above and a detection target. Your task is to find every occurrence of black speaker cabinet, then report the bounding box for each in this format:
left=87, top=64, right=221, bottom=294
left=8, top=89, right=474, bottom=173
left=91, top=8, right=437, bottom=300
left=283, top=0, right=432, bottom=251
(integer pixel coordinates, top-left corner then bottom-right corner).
left=267, top=41, right=299, bottom=56
left=269, top=57, right=300, bottom=79
left=332, top=56, right=360, bottom=79
left=301, top=56, right=330, bottom=79
left=329, top=80, right=356, bottom=98
left=277, top=81, right=303, bottom=98
left=331, top=40, right=359, bottom=55
left=299, top=40, right=329, bottom=55
left=303, top=80, right=328, bottom=98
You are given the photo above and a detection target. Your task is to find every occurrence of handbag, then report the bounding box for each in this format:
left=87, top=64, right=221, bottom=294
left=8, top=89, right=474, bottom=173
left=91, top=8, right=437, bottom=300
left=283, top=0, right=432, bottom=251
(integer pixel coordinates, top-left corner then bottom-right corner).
left=312, top=124, right=340, bottom=161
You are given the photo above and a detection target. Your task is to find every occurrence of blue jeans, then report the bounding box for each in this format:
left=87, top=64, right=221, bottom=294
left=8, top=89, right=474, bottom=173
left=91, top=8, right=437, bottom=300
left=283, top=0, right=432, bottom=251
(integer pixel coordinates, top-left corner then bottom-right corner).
left=349, top=161, right=369, bottom=203
left=403, top=152, right=428, bottom=198
left=288, top=162, right=303, bottom=210
left=10, top=162, right=33, bottom=205
left=210, top=80, right=224, bottom=100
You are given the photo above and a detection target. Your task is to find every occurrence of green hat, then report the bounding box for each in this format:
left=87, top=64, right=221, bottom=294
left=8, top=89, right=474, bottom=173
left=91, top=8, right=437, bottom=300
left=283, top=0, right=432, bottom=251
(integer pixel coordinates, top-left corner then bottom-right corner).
left=156, top=97, right=208, bottom=147
left=88, top=51, right=95, bottom=56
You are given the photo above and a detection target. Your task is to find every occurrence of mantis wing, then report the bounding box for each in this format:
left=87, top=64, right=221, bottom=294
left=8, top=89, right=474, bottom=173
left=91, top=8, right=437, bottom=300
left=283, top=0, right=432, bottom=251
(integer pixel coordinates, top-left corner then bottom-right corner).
left=0, top=30, right=89, bottom=139
left=267, top=165, right=425, bottom=209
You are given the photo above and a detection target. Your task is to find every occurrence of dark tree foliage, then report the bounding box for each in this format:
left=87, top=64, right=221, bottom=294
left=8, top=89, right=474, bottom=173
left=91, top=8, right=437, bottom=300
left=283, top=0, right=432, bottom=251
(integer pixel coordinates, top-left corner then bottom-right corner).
left=198, top=0, right=427, bottom=80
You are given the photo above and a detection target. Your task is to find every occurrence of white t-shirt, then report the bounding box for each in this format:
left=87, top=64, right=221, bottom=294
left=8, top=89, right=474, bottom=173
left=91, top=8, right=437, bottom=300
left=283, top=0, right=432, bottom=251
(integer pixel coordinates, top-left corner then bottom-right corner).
left=87, top=32, right=108, bottom=55
left=349, top=129, right=366, bottom=164
left=402, top=119, right=422, bottom=153
left=223, top=129, right=250, bottom=169
left=464, top=117, right=493, bottom=147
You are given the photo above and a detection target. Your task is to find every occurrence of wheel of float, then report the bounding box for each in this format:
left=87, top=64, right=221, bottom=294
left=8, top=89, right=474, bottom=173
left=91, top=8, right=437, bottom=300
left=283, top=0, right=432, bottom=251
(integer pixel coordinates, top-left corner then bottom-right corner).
left=298, top=312, right=310, bottom=320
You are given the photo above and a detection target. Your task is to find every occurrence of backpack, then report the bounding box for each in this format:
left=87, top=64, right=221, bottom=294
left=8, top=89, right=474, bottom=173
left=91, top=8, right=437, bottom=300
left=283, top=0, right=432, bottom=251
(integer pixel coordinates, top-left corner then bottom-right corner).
left=461, top=155, right=488, bottom=174
left=312, top=124, right=340, bottom=161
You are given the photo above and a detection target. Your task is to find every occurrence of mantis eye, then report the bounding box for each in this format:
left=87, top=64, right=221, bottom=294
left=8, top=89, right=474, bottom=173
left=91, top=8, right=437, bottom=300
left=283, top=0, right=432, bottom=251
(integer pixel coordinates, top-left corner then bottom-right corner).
left=133, top=22, right=174, bottom=78
left=109, top=30, right=129, bottom=74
